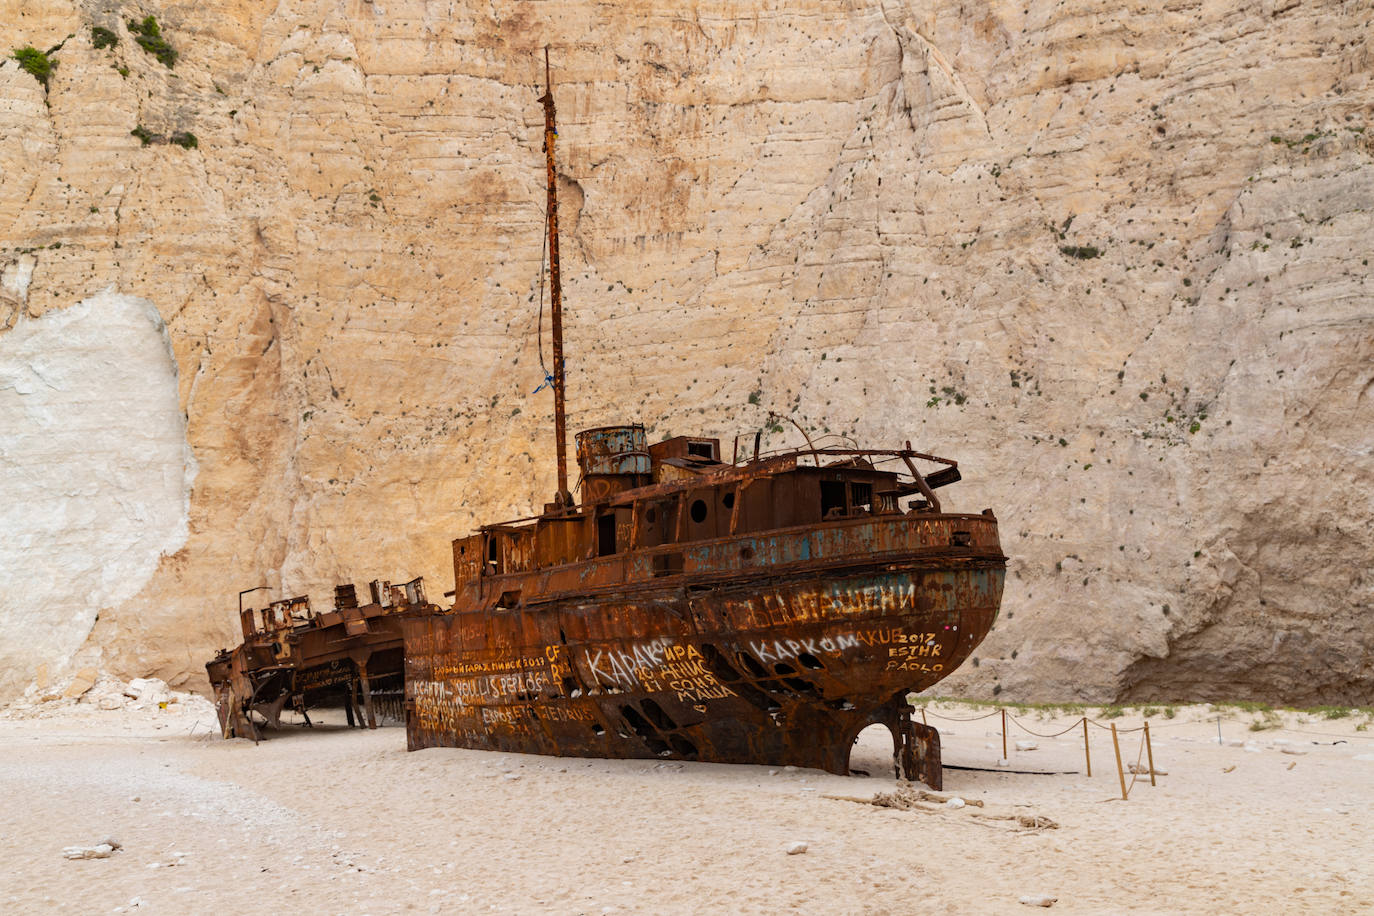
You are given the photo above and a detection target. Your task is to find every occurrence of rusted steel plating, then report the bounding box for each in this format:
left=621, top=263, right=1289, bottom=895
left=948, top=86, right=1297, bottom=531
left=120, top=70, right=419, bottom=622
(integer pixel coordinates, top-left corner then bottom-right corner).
left=405, top=428, right=1006, bottom=789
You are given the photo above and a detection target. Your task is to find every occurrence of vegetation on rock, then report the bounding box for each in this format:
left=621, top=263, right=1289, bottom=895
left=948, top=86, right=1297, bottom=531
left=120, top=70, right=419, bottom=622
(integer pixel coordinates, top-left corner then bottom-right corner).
left=127, top=16, right=176, bottom=68
left=11, top=46, right=52, bottom=87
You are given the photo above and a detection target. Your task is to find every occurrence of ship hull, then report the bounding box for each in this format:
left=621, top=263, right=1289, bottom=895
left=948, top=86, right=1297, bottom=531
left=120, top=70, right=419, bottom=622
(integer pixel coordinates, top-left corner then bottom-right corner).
left=403, top=522, right=1004, bottom=783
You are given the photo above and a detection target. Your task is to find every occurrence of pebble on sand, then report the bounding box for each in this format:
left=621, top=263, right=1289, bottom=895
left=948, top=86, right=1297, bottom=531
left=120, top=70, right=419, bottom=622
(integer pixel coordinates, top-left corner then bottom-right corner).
left=1128, top=763, right=1167, bottom=775
left=62, top=843, right=116, bottom=860
left=1018, top=894, right=1058, bottom=907
left=785, top=842, right=809, bottom=855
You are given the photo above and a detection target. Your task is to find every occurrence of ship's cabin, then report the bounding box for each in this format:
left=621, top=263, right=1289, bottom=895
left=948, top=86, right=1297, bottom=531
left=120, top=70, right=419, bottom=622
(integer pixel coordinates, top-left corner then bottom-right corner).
left=452, top=424, right=962, bottom=598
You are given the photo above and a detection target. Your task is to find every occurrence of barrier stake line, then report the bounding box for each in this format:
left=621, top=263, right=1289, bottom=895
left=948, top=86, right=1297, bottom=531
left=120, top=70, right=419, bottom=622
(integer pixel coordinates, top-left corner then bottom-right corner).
left=1001, top=708, right=1008, bottom=760
left=1144, top=721, right=1156, bottom=786
left=1083, top=717, right=1091, bottom=777
left=1111, top=722, right=1128, bottom=800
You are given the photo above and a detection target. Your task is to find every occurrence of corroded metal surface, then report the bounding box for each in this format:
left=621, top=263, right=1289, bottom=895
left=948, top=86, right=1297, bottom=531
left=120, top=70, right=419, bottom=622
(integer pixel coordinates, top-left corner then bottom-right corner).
left=405, top=440, right=1006, bottom=787
left=206, top=578, right=437, bottom=739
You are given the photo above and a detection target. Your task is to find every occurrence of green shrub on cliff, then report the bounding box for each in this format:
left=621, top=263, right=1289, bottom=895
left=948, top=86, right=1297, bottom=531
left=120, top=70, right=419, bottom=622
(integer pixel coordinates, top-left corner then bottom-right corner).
left=127, top=16, right=177, bottom=68
left=91, top=26, right=118, bottom=50
left=12, top=46, right=52, bottom=87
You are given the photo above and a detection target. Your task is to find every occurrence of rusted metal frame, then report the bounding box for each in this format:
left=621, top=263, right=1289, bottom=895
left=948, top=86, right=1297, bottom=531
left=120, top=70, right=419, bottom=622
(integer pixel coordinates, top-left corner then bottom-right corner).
left=465, top=447, right=957, bottom=533
left=899, top=443, right=942, bottom=514
left=466, top=512, right=1003, bottom=592
left=762, top=445, right=958, bottom=468
left=674, top=490, right=688, bottom=542
left=766, top=411, right=820, bottom=464
left=629, top=499, right=643, bottom=550
left=727, top=480, right=746, bottom=536
left=474, top=532, right=1003, bottom=612
left=353, top=651, right=377, bottom=729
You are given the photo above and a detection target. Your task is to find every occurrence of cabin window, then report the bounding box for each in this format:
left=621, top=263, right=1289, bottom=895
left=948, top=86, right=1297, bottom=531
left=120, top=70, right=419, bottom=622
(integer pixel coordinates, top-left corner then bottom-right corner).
left=496, top=589, right=521, bottom=609
left=850, top=482, right=873, bottom=513
left=722, top=491, right=736, bottom=509
left=597, top=513, right=617, bottom=556
left=486, top=535, right=503, bottom=574
left=689, top=499, right=708, bottom=524
left=687, top=440, right=715, bottom=460
left=820, top=480, right=847, bottom=519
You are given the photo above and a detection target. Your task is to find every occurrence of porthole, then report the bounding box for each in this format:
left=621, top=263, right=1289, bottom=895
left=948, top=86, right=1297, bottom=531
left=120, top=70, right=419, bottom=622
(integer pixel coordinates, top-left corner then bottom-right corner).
left=646, top=507, right=657, bottom=523
left=690, top=499, right=708, bottom=523
left=722, top=492, right=736, bottom=509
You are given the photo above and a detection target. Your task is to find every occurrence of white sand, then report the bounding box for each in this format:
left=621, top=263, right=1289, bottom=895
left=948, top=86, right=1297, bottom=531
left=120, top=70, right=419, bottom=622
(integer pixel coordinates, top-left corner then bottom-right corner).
left=2, top=692, right=1371, bottom=914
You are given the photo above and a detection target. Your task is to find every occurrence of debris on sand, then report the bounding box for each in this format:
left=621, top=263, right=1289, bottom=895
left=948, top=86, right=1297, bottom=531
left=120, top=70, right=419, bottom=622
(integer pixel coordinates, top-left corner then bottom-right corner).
left=1128, top=763, right=1168, bottom=776
left=62, top=839, right=121, bottom=860
left=1019, top=893, right=1058, bottom=907
left=868, top=786, right=985, bottom=809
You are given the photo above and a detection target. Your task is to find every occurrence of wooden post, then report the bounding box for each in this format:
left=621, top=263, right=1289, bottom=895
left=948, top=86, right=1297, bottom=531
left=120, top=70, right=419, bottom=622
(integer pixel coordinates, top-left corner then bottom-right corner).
left=1001, top=708, right=1008, bottom=760
left=921, top=707, right=928, bottom=726
left=1144, top=721, right=1157, bottom=786
left=1110, top=723, right=1128, bottom=800
left=1082, top=717, right=1092, bottom=777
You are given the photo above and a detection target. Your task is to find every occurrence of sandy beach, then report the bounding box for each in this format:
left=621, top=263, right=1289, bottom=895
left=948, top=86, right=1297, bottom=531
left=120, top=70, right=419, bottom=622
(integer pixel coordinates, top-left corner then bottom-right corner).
left=2, top=687, right=1371, bottom=914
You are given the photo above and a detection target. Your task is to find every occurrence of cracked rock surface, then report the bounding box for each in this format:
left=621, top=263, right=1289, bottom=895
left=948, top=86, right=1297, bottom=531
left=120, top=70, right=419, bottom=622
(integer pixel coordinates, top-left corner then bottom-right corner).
left=0, top=0, right=1370, bottom=703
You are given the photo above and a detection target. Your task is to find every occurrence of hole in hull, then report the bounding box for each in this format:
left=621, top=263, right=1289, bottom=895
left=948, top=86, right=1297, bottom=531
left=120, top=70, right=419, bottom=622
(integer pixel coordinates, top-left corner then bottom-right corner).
left=848, top=723, right=899, bottom=778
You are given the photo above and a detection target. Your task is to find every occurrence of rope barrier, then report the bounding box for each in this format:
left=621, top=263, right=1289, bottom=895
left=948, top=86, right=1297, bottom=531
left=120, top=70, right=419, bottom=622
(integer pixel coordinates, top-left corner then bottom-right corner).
left=1124, top=728, right=1149, bottom=798
left=915, top=704, right=1178, bottom=801
left=916, top=706, right=1001, bottom=722
left=1085, top=717, right=1146, bottom=732
left=1005, top=713, right=1088, bottom=739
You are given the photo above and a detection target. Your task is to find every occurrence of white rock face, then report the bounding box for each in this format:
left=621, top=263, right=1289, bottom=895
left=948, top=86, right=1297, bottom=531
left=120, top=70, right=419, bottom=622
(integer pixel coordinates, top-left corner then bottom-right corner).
left=0, top=290, right=195, bottom=697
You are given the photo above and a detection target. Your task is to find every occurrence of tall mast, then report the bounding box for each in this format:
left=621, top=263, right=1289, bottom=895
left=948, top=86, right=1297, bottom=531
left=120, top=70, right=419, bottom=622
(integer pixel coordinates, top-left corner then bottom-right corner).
left=541, top=47, right=572, bottom=509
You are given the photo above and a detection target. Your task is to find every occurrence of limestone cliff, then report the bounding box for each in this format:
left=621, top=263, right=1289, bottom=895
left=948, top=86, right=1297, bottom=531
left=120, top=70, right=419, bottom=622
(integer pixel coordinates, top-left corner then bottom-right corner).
left=1, top=0, right=1371, bottom=704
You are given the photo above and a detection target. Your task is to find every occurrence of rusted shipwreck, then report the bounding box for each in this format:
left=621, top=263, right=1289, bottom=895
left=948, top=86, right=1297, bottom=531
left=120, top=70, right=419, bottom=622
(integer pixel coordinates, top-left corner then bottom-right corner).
left=206, top=53, right=1006, bottom=788
left=405, top=430, right=1004, bottom=788
left=207, top=579, right=436, bottom=740
left=398, top=53, right=1007, bottom=789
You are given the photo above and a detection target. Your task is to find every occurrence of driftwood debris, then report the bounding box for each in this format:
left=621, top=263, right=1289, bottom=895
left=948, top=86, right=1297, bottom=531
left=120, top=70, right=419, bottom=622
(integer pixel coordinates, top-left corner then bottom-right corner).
left=823, top=787, right=1059, bottom=832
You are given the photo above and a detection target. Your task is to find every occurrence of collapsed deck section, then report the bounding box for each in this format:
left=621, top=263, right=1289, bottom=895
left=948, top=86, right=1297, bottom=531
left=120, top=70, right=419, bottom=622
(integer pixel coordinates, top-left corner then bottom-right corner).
left=207, top=578, right=437, bottom=739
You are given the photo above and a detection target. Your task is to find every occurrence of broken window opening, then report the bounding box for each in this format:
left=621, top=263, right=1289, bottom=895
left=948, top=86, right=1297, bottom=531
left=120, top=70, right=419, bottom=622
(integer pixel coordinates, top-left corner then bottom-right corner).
left=686, top=440, right=715, bottom=459
left=850, top=482, right=873, bottom=513
left=820, top=480, right=847, bottom=519
left=597, top=513, right=617, bottom=556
